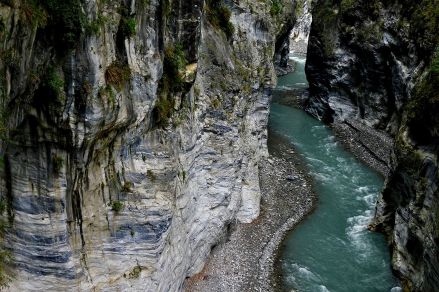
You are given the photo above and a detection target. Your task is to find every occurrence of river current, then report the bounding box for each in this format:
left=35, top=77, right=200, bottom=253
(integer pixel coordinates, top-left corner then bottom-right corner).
left=271, top=56, right=399, bottom=292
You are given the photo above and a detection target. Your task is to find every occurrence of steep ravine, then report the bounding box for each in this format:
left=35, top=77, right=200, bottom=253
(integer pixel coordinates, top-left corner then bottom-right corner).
left=306, top=0, right=439, bottom=291
left=0, top=0, right=298, bottom=290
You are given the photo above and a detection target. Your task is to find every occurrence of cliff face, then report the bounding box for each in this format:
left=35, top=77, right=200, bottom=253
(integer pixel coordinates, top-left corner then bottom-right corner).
left=306, top=0, right=439, bottom=290
left=0, top=0, right=294, bottom=290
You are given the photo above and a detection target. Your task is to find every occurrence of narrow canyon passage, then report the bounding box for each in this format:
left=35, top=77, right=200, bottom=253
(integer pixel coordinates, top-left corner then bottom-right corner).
left=271, top=56, right=398, bottom=291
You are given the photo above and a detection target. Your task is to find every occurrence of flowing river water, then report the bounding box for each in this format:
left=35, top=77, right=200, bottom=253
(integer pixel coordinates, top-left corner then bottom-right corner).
left=271, top=56, right=399, bottom=291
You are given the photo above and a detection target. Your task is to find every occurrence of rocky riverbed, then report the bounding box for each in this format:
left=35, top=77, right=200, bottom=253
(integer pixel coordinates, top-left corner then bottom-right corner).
left=184, top=129, right=315, bottom=292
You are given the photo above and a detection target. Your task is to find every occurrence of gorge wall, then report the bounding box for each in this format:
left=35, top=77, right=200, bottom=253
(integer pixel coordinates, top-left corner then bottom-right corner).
left=0, top=0, right=296, bottom=290
left=306, top=0, right=439, bottom=291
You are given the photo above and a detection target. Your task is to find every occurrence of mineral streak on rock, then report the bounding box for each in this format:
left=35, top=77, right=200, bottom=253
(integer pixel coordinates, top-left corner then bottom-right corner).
left=0, top=0, right=296, bottom=290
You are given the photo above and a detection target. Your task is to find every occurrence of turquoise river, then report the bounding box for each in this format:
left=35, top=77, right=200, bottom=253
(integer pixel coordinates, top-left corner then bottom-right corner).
left=271, top=55, right=400, bottom=291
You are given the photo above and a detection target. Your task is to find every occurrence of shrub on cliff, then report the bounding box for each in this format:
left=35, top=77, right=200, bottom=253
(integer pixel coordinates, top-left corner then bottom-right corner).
left=41, top=0, right=84, bottom=50
left=153, top=44, right=188, bottom=127
left=405, top=48, right=439, bottom=145
left=270, top=0, right=283, bottom=16
left=206, top=0, right=234, bottom=39
left=111, top=201, right=124, bottom=213
left=105, top=62, right=131, bottom=90
left=119, top=16, right=136, bottom=38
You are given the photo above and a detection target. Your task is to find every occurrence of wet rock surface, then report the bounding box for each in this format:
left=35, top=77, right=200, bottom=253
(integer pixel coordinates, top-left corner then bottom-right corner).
left=331, top=121, right=393, bottom=177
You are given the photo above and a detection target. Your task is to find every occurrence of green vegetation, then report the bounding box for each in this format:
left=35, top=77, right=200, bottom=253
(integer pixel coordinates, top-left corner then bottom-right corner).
left=0, top=105, right=7, bottom=140
left=20, top=0, right=48, bottom=28
left=356, top=21, right=384, bottom=43
left=39, top=67, right=66, bottom=104
left=43, top=0, right=85, bottom=49
left=432, top=48, right=439, bottom=75
left=404, top=47, right=439, bottom=145
left=105, top=62, right=131, bottom=90
left=98, top=86, right=117, bottom=106
left=128, top=265, right=142, bottom=278
left=153, top=44, right=188, bottom=127
left=154, top=94, right=174, bottom=127
left=206, top=0, right=234, bottom=39
left=340, top=0, right=356, bottom=12
left=121, top=181, right=133, bottom=193
left=407, top=0, right=439, bottom=49
left=120, top=16, right=136, bottom=38
left=147, top=170, right=156, bottom=182
left=85, top=15, right=108, bottom=35
left=111, top=201, right=124, bottom=213
left=163, top=44, right=187, bottom=90
left=295, top=0, right=305, bottom=17
left=52, top=155, right=64, bottom=175
left=20, top=0, right=84, bottom=50
left=270, top=0, right=283, bottom=16
left=46, top=69, right=65, bottom=100
left=312, top=0, right=338, bottom=57
left=0, top=198, right=12, bottom=288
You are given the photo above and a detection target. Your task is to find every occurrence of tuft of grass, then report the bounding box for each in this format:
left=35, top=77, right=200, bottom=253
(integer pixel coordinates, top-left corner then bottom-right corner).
left=111, top=201, right=124, bottom=213
left=120, top=16, right=136, bottom=38
left=153, top=44, right=187, bottom=127
left=52, top=155, right=63, bottom=175
left=85, top=14, right=108, bottom=35
left=164, top=44, right=187, bottom=90
left=206, top=0, right=234, bottom=39
left=128, top=265, right=142, bottom=279
left=105, top=62, right=131, bottom=90
left=121, top=181, right=133, bottom=193
left=98, top=86, right=116, bottom=106
left=153, top=94, right=174, bottom=127
left=47, top=69, right=65, bottom=100
left=147, top=170, right=156, bottom=182
left=270, top=0, right=283, bottom=16
left=20, top=0, right=48, bottom=28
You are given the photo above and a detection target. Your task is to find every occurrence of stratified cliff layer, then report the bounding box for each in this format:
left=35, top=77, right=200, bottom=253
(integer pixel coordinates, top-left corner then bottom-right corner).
left=0, top=0, right=295, bottom=290
left=306, top=0, right=438, bottom=291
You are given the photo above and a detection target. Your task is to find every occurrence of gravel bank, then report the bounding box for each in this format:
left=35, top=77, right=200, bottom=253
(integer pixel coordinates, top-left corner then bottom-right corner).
left=330, top=121, right=394, bottom=177
left=272, top=88, right=393, bottom=178
left=184, top=129, right=315, bottom=292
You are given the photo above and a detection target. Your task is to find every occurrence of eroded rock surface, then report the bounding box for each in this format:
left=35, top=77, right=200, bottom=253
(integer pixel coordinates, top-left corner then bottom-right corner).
left=0, top=0, right=295, bottom=290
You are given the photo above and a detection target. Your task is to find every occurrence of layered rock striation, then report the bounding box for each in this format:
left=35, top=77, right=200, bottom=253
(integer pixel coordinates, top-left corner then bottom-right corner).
left=0, top=0, right=295, bottom=290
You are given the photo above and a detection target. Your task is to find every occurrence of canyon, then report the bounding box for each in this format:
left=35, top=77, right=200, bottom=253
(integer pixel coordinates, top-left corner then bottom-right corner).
left=0, top=0, right=437, bottom=291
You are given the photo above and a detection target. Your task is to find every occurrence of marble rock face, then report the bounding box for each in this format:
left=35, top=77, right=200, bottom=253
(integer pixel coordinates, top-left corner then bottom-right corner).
left=0, top=0, right=294, bottom=290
